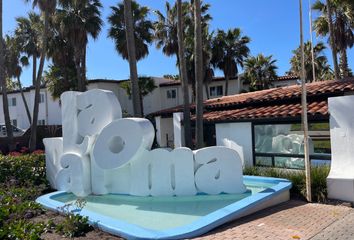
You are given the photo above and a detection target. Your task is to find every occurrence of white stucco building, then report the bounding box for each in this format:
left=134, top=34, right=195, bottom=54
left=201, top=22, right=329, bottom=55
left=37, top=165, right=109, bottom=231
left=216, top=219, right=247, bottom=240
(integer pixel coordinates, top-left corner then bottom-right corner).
left=152, top=79, right=354, bottom=168
left=0, top=86, right=61, bottom=130
left=0, top=76, right=244, bottom=131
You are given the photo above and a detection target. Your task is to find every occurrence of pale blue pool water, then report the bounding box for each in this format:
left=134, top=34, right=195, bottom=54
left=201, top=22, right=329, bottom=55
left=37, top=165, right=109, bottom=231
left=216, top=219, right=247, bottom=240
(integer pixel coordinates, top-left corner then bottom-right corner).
left=51, top=180, right=276, bottom=231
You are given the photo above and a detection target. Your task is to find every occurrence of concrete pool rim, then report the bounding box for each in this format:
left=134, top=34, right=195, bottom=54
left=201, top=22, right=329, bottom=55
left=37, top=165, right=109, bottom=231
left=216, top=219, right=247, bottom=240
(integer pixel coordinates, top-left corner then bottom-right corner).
left=36, top=175, right=292, bottom=240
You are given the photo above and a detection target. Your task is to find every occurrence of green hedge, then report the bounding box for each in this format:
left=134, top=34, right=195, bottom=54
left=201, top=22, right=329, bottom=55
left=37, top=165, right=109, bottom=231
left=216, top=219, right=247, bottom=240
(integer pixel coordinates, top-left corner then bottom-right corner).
left=0, top=154, right=47, bottom=186
left=244, top=165, right=330, bottom=202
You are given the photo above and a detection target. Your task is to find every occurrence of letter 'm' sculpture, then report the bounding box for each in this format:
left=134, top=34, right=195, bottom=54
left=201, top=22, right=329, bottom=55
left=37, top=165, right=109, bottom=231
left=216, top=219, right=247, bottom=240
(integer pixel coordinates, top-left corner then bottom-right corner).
left=44, top=90, right=246, bottom=197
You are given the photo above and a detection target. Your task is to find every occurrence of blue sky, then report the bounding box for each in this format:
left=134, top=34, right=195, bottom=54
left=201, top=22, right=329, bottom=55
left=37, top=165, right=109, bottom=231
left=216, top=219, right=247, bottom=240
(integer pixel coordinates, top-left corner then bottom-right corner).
left=4, top=0, right=354, bottom=87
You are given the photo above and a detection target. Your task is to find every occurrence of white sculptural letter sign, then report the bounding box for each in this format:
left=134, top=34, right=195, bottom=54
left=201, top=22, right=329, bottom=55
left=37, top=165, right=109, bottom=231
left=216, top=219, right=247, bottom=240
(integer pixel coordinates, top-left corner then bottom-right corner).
left=44, top=89, right=246, bottom=197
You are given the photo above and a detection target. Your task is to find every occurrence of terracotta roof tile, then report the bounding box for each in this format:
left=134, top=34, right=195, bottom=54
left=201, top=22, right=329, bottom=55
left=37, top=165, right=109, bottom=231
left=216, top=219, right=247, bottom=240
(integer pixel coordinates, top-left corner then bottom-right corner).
left=196, top=100, right=329, bottom=122
left=151, top=79, right=354, bottom=122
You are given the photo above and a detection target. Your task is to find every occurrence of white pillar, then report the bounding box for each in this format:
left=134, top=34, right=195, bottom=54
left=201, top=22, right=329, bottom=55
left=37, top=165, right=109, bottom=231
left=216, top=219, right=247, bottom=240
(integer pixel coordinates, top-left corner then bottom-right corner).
left=155, top=116, right=162, bottom=147
left=173, top=112, right=184, bottom=148
left=327, top=95, right=354, bottom=203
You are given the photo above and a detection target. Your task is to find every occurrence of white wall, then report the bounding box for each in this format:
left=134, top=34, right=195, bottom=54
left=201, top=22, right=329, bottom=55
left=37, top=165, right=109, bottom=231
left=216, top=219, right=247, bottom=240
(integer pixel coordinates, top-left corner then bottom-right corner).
left=155, top=116, right=174, bottom=148
left=0, top=88, right=60, bottom=130
left=215, top=122, right=253, bottom=167
left=327, top=95, right=354, bottom=202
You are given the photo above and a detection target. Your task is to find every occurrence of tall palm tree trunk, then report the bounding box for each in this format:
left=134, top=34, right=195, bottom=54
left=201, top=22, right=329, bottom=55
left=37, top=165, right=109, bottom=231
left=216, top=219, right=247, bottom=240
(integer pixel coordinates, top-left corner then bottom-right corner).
left=81, top=47, right=87, bottom=91
left=194, top=0, right=204, bottom=149
left=177, top=0, right=192, bottom=148
left=339, top=49, right=349, bottom=78
left=17, top=76, right=31, bottom=124
left=29, top=10, right=49, bottom=152
left=139, top=93, right=144, bottom=117
left=326, top=0, right=340, bottom=80
left=0, top=0, right=14, bottom=151
left=124, top=0, right=142, bottom=117
left=204, top=83, right=209, bottom=99
left=32, top=54, right=37, bottom=86
left=299, top=0, right=312, bottom=202
left=224, top=75, right=229, bottom=95
left=75, top=49, right=83, bottom=91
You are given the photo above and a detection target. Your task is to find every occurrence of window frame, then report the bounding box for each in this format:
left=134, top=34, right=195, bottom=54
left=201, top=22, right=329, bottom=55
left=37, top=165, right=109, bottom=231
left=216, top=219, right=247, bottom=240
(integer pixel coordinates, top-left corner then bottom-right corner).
left=209, top=85, right=223, bottom=97
left=9, top=97, right=16, bottom=107
left=252, top=121, right=331, bottom=169
left=166, top=88, right=177, bottom=99
left=39, top=93, right=45, bottom=103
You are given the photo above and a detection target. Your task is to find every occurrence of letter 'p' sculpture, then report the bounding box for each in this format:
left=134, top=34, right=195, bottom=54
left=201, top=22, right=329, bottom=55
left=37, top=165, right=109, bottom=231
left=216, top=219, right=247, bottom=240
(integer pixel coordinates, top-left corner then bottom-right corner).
left=44, top=89, right=247, bottom=197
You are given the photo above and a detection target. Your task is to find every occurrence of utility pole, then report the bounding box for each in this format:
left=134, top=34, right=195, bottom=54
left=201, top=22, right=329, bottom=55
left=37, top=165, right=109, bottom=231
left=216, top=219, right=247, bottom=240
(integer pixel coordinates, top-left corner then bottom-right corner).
left=300, top=0, right=312, bottom=202
left=309, top=0, right=316, bottom=82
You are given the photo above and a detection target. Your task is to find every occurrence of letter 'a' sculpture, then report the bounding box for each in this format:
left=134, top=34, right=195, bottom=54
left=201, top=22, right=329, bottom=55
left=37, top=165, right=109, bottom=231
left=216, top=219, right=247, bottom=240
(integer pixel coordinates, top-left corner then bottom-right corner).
left=44, top=90, right=246, bottom=197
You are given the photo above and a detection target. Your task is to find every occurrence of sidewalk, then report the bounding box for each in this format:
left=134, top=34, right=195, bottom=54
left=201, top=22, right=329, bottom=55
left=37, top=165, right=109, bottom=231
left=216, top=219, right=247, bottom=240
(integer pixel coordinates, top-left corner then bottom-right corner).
left=195, top=200, right=352, bottom=240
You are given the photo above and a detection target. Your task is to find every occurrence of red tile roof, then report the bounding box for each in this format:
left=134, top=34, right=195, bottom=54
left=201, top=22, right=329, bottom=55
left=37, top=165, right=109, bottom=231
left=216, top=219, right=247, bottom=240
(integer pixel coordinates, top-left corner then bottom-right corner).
left=195, top=101, right=328, bottom=122
left=159, top=77, right=238, bottom=87
left=151, top=79, right=354, bottom=123
left=276, top=75, right=299, bottom=81
left=161, top=75, right=299, bottom=87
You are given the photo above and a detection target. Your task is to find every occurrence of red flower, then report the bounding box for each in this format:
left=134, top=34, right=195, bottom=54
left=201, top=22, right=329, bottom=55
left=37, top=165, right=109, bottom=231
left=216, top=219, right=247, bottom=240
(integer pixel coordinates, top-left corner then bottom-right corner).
left=32, top=150, right=45, bottom=155
left=9, top=151, right=21, bottom=156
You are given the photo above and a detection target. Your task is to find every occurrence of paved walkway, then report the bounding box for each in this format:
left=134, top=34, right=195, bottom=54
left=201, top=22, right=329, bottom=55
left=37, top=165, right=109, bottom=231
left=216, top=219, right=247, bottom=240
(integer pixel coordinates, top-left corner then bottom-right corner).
left=194, top=200, right=352, bottom=240
left=311, top=210, right=354, bottom=240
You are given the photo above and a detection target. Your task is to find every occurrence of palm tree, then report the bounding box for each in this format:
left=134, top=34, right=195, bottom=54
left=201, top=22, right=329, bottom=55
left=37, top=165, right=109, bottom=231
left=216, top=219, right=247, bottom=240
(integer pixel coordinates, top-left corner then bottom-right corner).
left=154, top=1, right=211, bottom=101
left=45, top=14, right=78, bottom=99
left=154, top=2, right=180, bottom=58
left=288, top=41, right=333, bottom=82
left=0, top=0, right=14, bottom=151
left=108, top=1, right=153, bottom=61
left=4, top=35, right=31, bottom=124
left=14, top=12, right=42, bottom=86
left=25, top=0, right=56, bottom=151
left=242, top=54, right=278, bottom=91
left=177, top=0, right=192, bottom=148
left=56, top=0, right=103, bottom=91
left=194, top=0, right=203, bottom=149
left=211, top=28, right=250, bottom=95
left=120, top=77, right=157, bottom=116
left=108, top=0, right=153, bottom=117
left=313, top=0, right=353, bottom=78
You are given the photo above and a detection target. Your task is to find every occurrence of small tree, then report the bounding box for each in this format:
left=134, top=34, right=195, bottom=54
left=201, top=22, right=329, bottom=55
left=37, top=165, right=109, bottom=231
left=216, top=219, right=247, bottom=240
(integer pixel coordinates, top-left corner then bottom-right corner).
left=120, top=77, right=157, bottom=116
left=242, top=54, right=278, bottom=91
left=211, top=28, right=250, bottom=95
left=288, top=41, right=333, bottom=82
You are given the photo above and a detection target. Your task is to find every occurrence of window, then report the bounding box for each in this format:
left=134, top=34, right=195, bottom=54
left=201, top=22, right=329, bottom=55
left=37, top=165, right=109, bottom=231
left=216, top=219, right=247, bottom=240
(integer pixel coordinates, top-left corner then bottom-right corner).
left=210, top=86, right=223, bottom=97
left=11, top=119, right=17, bottom=127
left=167, top=89, right=177, bottom=99
left=8, top=97, right=16, bottom=107
left=253, top=122, right=331, bottom=169
left=39, top=93, right=45, bottom=103
left=38, top=120, right=46, bottom=126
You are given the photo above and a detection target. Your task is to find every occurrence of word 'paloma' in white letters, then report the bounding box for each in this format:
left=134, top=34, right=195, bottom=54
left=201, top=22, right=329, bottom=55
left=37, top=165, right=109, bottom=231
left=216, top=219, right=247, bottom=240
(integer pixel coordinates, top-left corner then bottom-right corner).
left=44, top=89, right=246, bottom=197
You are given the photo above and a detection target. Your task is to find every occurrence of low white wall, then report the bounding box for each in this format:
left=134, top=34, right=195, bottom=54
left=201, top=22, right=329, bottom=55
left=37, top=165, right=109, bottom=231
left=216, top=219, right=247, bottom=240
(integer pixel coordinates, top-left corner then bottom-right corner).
left=215, top=122, right=253, bottom=167
left=327, top=95, right=354, bottom=202
left=155, top=116, right=174, bottom=148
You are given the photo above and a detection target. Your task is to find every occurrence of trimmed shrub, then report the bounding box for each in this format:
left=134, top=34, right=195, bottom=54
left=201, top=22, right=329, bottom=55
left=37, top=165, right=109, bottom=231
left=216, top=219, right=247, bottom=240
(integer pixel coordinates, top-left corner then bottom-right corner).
left=0, top=154, right=47, bottom=186
left=244, top=165, right=330, bottom=202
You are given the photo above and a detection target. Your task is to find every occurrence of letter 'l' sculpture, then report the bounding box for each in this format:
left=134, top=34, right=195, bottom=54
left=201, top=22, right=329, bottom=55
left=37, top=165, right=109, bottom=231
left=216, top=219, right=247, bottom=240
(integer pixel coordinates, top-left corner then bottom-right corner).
left=44, top=90, right=247, bottom=197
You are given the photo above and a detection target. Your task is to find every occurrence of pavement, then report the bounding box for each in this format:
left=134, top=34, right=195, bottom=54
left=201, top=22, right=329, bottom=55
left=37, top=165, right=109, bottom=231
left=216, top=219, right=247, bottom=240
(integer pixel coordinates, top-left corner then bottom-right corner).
left=194, top=200, right=353, bottom=240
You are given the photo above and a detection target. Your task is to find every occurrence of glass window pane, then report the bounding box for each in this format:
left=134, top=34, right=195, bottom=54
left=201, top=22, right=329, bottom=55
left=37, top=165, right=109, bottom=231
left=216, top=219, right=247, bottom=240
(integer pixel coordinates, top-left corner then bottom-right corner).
left=274, top=157, right=304, bottom=169
left=255, top=156, right=273, bottom=167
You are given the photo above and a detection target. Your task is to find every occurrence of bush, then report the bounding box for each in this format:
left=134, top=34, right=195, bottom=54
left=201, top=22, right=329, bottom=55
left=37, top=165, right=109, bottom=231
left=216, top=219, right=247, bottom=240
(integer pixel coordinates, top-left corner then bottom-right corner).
left=55, top=199, right=93, bottom=238
left=0, top=154, right=47, bottom=186
left=244, top=165, right=330, bottom=202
